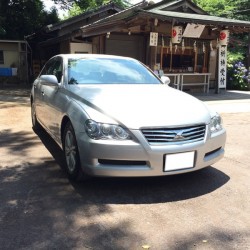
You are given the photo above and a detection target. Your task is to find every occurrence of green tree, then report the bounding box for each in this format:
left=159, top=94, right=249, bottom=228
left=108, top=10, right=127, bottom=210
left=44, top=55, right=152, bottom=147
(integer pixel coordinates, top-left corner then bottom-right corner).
left=62, top=3, right=82, bottom=19
left=58, top=0, right=130, bottom=20
left=52, top=0, right=130, bottom=12
left=0, top=0, right=59, bottom=40
left=193, top=0, right=250, bottom=20
left=193, top=0, right=250, bottom=90
left=233, top=0, right=250, bottom=21
left=193, top=0, right=236, bottom=17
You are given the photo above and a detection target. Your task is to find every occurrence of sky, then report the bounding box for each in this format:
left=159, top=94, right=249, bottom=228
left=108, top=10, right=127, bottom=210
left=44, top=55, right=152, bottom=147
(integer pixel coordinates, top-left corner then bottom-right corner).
left=43, top=0, right=58, bottom=10
left=42, top=0, right=66, bottom=17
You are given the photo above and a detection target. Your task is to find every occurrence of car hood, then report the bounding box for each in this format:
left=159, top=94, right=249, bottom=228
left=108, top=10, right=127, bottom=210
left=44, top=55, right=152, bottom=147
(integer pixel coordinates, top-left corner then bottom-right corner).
left=70, top=85, right=211, bottom=129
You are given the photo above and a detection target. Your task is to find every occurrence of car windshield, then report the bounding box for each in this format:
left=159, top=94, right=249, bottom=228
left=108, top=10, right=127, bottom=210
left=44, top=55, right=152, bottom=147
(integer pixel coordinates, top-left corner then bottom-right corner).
left=68, top=58, right=161, bottom=85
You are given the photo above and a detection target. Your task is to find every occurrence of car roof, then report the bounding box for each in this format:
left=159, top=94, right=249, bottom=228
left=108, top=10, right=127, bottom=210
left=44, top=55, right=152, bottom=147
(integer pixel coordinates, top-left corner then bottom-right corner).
left=55, top=54, right=136, bottom=61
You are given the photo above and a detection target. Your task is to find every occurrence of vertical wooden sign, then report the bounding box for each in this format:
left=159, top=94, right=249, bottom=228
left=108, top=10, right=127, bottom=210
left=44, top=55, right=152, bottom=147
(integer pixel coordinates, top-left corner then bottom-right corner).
left=218, top=45, right=227, bottom=89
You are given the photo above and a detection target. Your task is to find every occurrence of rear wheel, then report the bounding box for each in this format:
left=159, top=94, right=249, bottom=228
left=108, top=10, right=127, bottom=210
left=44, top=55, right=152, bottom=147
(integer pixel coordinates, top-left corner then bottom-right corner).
left=63, top=121, right=84, bottom=181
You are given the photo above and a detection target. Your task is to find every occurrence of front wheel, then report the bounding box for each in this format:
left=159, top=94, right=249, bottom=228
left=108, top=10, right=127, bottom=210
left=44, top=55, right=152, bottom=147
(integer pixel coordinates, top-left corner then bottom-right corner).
left=63, top=121, right=84, bottom=181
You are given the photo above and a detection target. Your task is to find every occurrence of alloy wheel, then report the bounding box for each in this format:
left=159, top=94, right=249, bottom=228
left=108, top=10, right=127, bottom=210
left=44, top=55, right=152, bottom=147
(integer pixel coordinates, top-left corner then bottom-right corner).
left=64, top=129, right=77, bottom=173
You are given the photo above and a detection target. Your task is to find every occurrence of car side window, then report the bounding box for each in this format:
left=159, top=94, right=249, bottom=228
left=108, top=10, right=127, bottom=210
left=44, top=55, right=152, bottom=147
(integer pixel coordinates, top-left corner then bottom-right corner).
left=40, top=59, right=55, bottom=76
left=40, top=58, right=63, bottom=82
left=51, top=59, right=63, bottom=82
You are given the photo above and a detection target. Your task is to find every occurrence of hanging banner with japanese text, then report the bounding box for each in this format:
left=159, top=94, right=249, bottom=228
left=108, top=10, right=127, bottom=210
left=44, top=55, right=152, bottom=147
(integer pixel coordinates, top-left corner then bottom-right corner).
left=218, top=45, right=227, bottom=88
left=149, top=32, right=158, bottom=46
left=172, top=26, right=182, bottom=43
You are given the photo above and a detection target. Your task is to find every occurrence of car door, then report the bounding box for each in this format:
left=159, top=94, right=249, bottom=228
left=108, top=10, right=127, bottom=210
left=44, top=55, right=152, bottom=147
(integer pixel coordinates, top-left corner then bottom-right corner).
left=36, top=58, right=58, bottom=127
left=40, top=57, right=65, bottom=141
left=35, top=58, right=56, bottom=126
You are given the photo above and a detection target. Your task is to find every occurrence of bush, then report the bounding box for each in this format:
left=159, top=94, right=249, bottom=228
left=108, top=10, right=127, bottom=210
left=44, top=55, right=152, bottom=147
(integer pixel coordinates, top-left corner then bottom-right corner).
left=227, top=61, right=250, bottom=90
left=227, top=35, right=250, bottom=90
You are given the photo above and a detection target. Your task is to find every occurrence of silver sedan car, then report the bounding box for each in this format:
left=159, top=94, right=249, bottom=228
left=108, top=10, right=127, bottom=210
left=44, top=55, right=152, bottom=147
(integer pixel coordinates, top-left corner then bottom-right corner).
left=31, top=54, right=226, bottom=181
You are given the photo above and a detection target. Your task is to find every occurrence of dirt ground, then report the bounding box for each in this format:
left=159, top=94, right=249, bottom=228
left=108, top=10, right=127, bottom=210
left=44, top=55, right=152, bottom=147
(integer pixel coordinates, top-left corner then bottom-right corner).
left=0, top=87, right=250, bottom=249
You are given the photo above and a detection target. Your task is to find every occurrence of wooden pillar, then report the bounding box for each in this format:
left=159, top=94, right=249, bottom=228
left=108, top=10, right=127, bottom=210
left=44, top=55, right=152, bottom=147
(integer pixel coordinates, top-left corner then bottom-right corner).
left=150, top=46, right=157, bottom=69
left=214, top=46, right=219, bottom=94
left=247, top=32, right=250, bottom=71
left=99, top=36, right=105, bottom=54
left=194, top=50, right=198, bottom=73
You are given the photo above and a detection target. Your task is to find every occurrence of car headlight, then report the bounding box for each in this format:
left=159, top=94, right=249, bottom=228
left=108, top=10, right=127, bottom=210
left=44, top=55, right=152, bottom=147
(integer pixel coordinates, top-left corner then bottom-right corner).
left=85, top=119, right=131, bottom=140
left=210, top=113, right=223, bottom=133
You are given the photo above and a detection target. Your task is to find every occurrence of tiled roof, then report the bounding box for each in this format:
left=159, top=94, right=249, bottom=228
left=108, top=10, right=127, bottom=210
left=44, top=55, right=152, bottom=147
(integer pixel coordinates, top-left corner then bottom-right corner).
left=141, top=9, right=250, bottom=27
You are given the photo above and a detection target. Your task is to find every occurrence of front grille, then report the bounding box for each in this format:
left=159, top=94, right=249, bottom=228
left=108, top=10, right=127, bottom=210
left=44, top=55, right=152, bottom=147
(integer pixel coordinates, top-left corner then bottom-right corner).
left=141, top=124, right=206, bottom=144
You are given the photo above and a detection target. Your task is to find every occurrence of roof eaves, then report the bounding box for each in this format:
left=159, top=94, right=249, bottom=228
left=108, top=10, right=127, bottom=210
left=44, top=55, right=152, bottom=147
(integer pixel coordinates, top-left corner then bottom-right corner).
left=46, top=2, right=124, bottom=32
left=0, top=39, right=26, bottom=43
left=144, top=0, right=183, bottom=11
left=141, top=9, right=250, bottom=27
left=80, top=2, right=147, bottom=31
left=38, top=33, right=71, bottom=47
left=145, top=0, right=208, bottom=15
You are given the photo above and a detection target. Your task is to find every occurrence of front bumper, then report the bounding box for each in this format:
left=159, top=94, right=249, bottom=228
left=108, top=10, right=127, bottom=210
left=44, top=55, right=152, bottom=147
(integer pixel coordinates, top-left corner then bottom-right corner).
left=76, top=127, right=226, bottom=177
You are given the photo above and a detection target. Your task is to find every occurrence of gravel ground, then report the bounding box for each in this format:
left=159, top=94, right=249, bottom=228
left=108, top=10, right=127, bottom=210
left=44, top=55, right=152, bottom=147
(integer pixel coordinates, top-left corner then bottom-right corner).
left=0, top=87, right=250, bottom=250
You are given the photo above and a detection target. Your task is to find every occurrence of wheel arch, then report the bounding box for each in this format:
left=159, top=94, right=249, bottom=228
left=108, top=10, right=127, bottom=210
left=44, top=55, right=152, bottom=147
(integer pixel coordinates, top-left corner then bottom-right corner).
left=30, top=94, right=33, bottom=105
left=60, top=99, right=91, bottom=143
left=61, top=116, right=71, bottom=143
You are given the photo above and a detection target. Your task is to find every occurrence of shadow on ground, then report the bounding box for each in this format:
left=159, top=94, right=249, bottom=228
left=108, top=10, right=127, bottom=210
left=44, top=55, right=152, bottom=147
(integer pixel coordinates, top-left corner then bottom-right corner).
left=166, top=229, right=250, bottom=250
left=0, top=160, right=244, bottom=249
left=0, top=129, right=40, bottom=158
left=0, top=126, right=237, bottom=249
left=0, top=88, right=30, bottom=108
left=0, top=86, right=31, bottom=97
left=0, top=162, right=143, bottom=249
left=35, top=127, right=230, bottom=205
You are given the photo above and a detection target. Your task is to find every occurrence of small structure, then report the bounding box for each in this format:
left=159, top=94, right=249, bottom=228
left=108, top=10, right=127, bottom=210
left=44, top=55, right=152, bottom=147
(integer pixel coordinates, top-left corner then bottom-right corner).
left=28, top=0, right=250, bottom=92
left=0, top=40, right=29, bottom=85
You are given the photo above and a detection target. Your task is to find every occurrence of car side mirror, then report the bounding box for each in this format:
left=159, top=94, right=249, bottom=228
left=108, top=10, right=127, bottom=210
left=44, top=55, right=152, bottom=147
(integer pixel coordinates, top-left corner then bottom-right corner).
left=40, top=75, right=59, bottom=86
left=160, top=75, right=170, bottom=85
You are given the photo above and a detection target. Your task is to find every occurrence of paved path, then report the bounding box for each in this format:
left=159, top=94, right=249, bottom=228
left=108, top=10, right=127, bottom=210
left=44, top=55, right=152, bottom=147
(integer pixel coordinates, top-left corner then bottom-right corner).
left=193, top=90, right=250, bottom=113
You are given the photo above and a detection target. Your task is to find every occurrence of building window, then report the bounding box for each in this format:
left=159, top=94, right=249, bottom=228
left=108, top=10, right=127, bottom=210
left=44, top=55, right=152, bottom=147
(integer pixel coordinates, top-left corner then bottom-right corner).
left=0, top=51, right=4, bottom=64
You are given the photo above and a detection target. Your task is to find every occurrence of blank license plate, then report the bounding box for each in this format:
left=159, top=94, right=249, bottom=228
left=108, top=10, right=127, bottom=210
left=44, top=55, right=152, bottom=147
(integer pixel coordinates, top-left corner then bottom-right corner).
left=164, top=151, right=195, bottom=171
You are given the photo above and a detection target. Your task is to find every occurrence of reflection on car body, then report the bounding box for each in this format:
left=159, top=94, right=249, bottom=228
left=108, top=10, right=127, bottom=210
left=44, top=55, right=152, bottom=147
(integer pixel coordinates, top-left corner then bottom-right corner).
left=31, top=54, right=226, bottom=181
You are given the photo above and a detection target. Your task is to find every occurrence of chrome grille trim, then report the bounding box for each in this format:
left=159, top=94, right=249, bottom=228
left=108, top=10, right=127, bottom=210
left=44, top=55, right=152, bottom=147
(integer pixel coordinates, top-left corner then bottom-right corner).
left=141, top=125, right=206, bottom=144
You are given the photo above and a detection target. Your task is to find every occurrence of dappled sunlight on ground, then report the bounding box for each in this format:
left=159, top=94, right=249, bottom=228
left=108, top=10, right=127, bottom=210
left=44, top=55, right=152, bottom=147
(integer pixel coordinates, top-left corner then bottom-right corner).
left=0, top=87, right=250, bottom=249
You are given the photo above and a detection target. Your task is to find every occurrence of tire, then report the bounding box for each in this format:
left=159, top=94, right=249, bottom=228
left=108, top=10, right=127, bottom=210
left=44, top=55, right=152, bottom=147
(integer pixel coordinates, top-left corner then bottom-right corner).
left=31, top=101, right=42, bottom=131
left=62, top=121, right=84, bottom=181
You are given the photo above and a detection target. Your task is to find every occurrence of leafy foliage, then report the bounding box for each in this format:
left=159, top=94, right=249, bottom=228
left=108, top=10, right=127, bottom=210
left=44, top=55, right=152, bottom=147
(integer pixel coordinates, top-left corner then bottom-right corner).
left=227, top=35, right=249, bottom=90
left=194, top=0, right=250, bottom=20
left=195, top=0, right=250, bottom=90
left=227, top=61, right=250, bottom=90
left=233, top=0, right=250, bottom=21
left=52, top=0, right=129, bottom=11
left=0, top=0, right=59, bottom=40
left=193, top=0, right=236, bottom=17
left=64, top=3, right=82, bottom=18
left=59, top=0, right=130, bottom=19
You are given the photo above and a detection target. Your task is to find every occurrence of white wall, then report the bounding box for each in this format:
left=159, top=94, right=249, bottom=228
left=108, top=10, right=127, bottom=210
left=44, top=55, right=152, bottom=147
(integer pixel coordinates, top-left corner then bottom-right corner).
left=70, top=43, right=92, bottom=54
